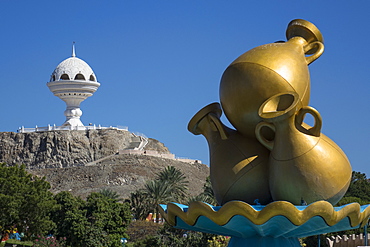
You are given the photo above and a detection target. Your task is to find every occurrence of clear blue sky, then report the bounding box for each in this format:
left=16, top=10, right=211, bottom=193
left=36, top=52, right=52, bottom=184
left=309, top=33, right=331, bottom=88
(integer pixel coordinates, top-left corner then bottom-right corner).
left=0, top=1, right=369, bottom=175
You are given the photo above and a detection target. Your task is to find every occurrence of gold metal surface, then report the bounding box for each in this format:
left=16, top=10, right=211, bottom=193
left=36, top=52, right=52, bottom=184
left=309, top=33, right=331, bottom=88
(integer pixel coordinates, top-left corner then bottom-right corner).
left=160, top=201, right=370, bottom=228
left=188, top=19, right=352, bottom=206
left=219, top=19, right=324, bottom=138
left=255, top=92, right=352, bottom=205
left=188, top=103, right=271, bottom=205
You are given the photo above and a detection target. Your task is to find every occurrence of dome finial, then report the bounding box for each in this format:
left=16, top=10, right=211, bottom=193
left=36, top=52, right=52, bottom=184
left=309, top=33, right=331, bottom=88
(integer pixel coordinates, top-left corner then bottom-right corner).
left=72, top=42, right=76, bottom=57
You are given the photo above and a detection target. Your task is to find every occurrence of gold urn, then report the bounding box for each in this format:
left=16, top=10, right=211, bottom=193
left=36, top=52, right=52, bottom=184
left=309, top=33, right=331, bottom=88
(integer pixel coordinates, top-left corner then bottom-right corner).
left=188, top=103, right=271, bottom=205
left=189, top=19, right=352, bottom=206
left=255, top=92, right=352, bottom=205
left=220, top=19, right=324, bottom=138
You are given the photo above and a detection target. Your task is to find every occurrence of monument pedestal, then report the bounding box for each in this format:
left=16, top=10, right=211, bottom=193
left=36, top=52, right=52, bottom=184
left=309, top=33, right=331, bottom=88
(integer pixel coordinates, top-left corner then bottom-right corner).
left=160, top=201, right=370, bottom=247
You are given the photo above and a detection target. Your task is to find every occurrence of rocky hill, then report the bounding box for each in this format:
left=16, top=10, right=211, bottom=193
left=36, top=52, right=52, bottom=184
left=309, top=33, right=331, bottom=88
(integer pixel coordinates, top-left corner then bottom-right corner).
left=0, top=129, right=209, bottom=199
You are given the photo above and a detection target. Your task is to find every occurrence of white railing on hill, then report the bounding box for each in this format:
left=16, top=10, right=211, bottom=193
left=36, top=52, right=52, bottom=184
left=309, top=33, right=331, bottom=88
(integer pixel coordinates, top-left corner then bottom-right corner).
left=131, top=132, right=148, bottom=150
left=119, top=149, right=202, bottom=164
left=18, top=124, right=128, bottom=133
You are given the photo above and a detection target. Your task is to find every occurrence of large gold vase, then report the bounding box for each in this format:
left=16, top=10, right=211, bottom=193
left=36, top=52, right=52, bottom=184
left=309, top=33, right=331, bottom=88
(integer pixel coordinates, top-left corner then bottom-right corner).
left=220, top=19, right=324, bottom=138
left=255, top=92, right=352, bottom=205
left=188, top=103, right=271, bottom=205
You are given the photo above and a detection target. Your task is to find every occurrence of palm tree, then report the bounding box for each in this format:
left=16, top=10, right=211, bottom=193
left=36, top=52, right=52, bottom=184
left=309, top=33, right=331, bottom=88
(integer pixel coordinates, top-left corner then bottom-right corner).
left=98, top=188, right=121, bottom=202
left=143, top=180, right=174, bottom=203
left=130, top=190, right=152, bottom=220
left=156, top=166, right=189, bottom=202
left=129, top=166, right=190, bottom=222
left=142, top=180, right=174, bottom=222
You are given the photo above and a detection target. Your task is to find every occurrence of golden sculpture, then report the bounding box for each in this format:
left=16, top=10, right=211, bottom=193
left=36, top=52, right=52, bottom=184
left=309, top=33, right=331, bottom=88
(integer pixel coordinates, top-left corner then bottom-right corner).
left=255, top=92, right=352, bottom=205
left=219, top=19, right=323, bottom=139
left=188, top=102, right=271, bottom=205
left=188, top=19, right=352, bottom=206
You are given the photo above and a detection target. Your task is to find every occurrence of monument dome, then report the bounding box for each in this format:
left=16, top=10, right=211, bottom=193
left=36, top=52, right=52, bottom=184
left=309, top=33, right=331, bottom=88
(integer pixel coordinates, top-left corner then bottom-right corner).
left=47, top=44, right=100, bottom=127
left=50, top=46, right=97, bottom=83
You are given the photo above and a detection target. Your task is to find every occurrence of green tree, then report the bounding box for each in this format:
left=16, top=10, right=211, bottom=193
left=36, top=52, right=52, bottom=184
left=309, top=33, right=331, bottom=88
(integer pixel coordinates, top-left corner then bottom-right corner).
left=0, top=163, right=56, bottom=238
left=85, top=193, right=131, bottom=239
left=130, top=166, right=189, bottom=221
left=52, top=191, right=131, bottom=247
left=99, top=188, right=121, bottom=202
left=341, top=171, right=370, bottom=202
left=126, top=220, right=162, bottom=243
left=336, top=171, right=370, bottom=206
left=337, top=196, right=369, bottom=206
left=133, top=223, right=215, bottom=247
left=142, top=180, right=174, bottom=222
left=130, top=190, right=151, bottom=220
left=51, top=191, right=87, bottom=245
left=156, top=166, right=189, bottom=201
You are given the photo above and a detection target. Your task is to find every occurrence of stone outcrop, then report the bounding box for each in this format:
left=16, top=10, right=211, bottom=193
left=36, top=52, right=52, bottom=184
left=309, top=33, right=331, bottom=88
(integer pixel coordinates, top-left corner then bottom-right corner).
left=30, top=154, right=209, bottom=199
left=0, top=129, right=209, bottom=200
left=0, top=129, right=162, bottom=169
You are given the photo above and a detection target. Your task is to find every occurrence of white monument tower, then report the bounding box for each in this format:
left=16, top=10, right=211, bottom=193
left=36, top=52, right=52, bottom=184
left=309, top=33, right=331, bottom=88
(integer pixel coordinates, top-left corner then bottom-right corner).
left=47, top=44, right=100, bottom=127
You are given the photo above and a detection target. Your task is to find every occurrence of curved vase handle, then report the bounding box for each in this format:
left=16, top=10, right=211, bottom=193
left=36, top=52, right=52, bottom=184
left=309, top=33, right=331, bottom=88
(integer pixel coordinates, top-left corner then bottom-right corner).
left=304, top=41, right=324, bottom=65
left=208, top=113, right=228, bottom=140
left=295, top=106, right=322, bottom=137
left=255, top=122, right=275, bottom=151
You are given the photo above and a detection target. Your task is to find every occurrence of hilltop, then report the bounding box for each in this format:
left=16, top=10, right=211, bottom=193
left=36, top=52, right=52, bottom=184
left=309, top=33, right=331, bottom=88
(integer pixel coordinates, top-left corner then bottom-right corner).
left=0, top=129, right=209, bottom=199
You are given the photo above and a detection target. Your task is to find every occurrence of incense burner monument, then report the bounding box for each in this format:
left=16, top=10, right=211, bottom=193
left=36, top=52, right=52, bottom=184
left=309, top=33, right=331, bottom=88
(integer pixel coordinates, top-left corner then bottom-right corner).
left=160, top=19, right=369, bottom=246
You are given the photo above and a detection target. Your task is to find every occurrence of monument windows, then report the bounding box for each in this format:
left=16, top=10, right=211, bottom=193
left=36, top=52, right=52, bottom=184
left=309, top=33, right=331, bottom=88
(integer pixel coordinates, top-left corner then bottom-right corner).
left=74, top=74, right=85, bottom=80
left=60, top=74, right=70, bottom=80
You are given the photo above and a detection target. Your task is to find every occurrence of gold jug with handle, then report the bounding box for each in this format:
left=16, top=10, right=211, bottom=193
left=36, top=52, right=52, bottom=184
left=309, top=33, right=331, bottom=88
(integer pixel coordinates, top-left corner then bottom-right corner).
left=220, top=19, right=324, bottom=138
left=188, top=102, right=271, bottom=205
left=255, top=92, right=352, bottom=205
